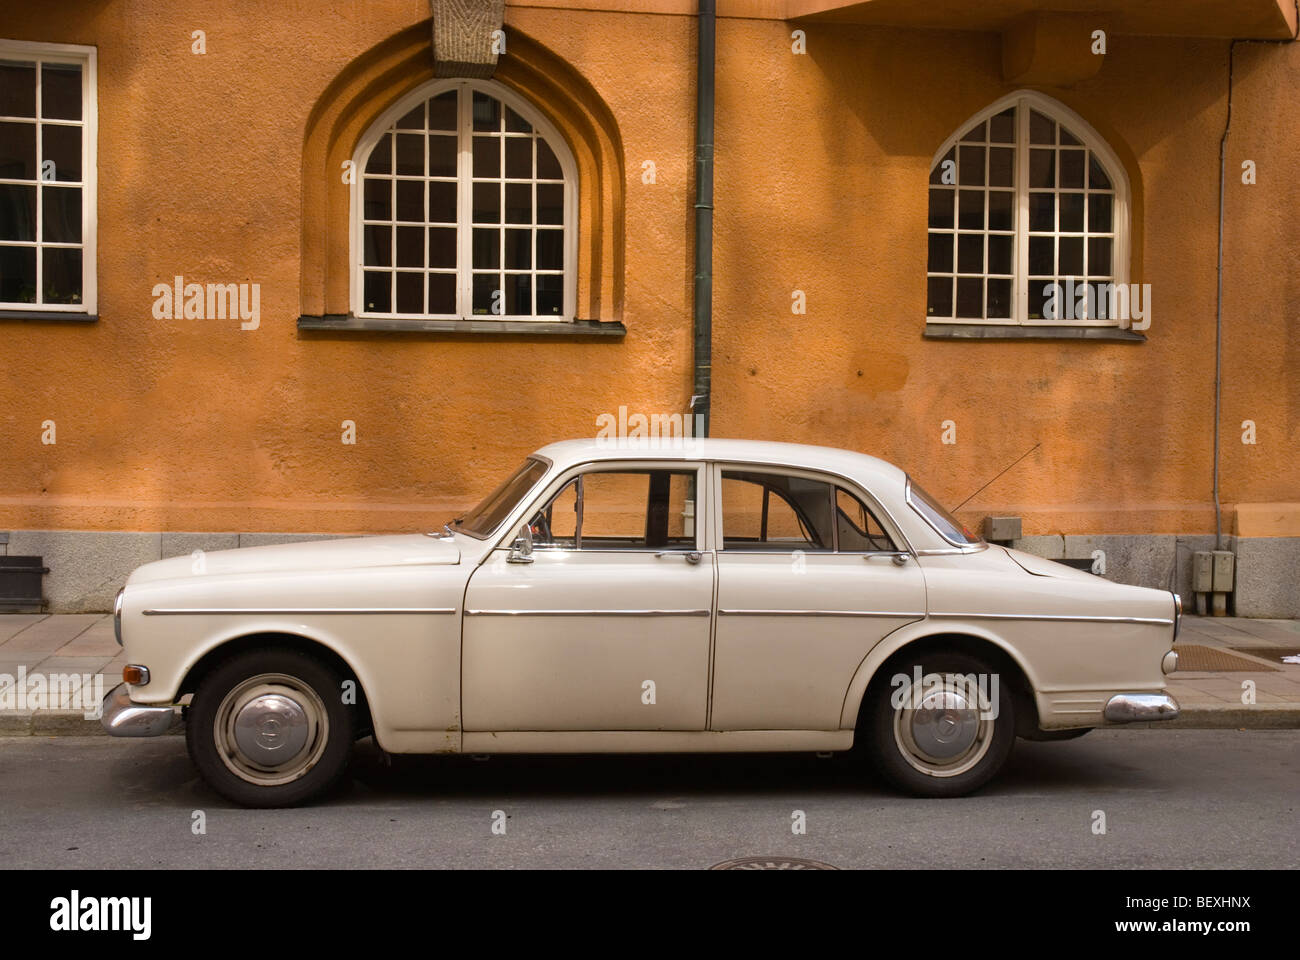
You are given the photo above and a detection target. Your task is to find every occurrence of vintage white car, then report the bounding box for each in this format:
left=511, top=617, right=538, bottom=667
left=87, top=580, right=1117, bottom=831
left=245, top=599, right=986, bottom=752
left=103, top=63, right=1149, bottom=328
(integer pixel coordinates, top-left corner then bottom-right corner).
left=104, top=438, right=1181, bottom=806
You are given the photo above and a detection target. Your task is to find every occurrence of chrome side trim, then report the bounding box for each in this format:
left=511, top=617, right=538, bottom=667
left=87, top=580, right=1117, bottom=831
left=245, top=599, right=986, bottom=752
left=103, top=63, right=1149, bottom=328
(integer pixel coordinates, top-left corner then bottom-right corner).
left=142, top=607, right=458, bottom=616
left=465, top=608, right=711, bottom=617
left=929, top=612, right=1174, bottom=626
left=718, top=609, right=924, bottom=618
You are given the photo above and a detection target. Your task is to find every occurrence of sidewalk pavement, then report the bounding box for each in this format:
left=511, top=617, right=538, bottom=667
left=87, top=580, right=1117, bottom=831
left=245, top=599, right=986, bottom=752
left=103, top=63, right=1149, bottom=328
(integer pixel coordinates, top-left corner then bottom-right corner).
left=0, top=613, right=1297, bottom=736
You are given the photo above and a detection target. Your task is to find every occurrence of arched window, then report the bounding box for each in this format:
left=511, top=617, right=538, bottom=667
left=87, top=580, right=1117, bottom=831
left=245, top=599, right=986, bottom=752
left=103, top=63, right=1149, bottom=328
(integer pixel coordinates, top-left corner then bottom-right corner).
left=926, top=91, right=1129, bottom=327
left=350, top=79, right=577, bottom=322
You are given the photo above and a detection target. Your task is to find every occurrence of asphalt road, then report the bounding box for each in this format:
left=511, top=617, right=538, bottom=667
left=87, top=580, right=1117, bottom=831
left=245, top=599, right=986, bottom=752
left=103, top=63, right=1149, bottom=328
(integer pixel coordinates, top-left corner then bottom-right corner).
left=0, top=730, right=1295, bottom=869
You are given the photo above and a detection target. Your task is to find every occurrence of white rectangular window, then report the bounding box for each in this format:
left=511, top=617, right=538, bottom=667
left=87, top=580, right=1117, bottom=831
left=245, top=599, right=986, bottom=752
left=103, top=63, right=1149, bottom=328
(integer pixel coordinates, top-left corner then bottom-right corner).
left=0, top=39, right=97, bottom=315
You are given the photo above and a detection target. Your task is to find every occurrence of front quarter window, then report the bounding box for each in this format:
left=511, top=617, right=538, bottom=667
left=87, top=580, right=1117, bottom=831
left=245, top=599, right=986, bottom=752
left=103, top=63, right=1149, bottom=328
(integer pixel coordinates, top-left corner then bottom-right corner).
left=454, top=457, right=549, bottom=538
left=906, top=478, right=984, bottom=546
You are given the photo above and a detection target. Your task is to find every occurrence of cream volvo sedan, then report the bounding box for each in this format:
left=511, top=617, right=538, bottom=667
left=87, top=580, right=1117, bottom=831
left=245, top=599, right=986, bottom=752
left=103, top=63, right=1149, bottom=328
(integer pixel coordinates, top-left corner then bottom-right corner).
left=103, top=438, right=1180, bottom=806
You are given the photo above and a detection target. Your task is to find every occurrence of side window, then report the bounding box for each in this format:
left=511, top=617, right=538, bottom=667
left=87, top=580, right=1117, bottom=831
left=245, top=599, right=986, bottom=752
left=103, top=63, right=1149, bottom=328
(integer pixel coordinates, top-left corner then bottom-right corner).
left=721, top=471, right=834, bottom=551
left=835, top=487, right=897, bottom=552
left=529, top=469, right=695, bottom=550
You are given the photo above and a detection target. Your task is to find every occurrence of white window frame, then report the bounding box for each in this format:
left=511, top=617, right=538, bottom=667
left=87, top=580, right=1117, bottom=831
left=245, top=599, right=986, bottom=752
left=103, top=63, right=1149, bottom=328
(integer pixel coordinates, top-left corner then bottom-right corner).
left=926, top=90, right=1129, bottom=327
left=349, top=78, right=578, bottom=322
left=0, top=39, right=98, bottom=315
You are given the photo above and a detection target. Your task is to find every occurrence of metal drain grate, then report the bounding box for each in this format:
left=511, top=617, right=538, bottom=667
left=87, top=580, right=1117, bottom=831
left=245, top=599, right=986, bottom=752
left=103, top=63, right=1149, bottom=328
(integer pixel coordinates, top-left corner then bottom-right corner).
left=710, top=856, right=838, bottom=870
left=1231, top=647, right=1300, bottom=667
left=1174, top=644, right=1279, bottom=672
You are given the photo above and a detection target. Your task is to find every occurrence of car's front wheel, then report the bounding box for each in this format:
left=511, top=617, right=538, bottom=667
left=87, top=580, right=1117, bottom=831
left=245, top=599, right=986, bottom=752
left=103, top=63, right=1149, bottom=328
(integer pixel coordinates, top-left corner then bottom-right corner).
left=186, top=648, right=355, bottom=807
left=864, top=650, right=1015, bottom=798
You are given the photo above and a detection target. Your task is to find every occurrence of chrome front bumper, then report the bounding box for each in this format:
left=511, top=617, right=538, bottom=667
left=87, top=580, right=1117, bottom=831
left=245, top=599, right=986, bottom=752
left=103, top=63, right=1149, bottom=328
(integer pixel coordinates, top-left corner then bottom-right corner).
left=1103, top=693, right=1181, bottom=723
left=101, top=683, right=176, bottom=737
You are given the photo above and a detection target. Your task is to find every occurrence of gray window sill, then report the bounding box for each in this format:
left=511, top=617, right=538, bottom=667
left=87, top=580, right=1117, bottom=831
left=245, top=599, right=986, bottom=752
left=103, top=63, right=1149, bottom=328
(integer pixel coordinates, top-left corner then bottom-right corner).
left=298, top=314, right=626, bottom=338
left=924, top=323, right=1146, bottom=342
left=0, top=310, right=96, bottom=323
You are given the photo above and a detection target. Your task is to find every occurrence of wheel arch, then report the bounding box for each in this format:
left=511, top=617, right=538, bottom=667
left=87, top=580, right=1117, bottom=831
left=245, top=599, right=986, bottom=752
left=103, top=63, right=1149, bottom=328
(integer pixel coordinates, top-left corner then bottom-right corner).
left=839, top=625, right=1042, bottom=737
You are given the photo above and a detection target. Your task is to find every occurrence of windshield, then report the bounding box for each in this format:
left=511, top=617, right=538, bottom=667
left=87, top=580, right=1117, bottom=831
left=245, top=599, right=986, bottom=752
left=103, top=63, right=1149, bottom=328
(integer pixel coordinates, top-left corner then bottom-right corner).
left=454, top=457, right=549, bottom=539
left=906, top=478, right=984, bottom=546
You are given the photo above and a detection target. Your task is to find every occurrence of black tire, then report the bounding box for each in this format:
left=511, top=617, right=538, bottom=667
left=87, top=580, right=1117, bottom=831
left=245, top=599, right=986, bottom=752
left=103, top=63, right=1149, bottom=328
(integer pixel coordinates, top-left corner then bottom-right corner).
left=863, top=650, right=1016, bottom=798
left=186, top=648, right=356, bottom=808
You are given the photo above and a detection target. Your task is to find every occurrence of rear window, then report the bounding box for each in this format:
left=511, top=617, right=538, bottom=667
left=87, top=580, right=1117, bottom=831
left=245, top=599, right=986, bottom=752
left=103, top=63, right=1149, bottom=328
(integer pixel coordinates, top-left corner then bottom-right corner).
left=906, top=478, right=983, bottom=546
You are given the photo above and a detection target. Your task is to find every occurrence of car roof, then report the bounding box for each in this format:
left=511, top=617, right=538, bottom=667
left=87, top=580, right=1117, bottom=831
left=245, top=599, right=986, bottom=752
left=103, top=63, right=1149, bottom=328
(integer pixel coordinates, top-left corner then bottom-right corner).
left=531, top=437, right=908, bottom=490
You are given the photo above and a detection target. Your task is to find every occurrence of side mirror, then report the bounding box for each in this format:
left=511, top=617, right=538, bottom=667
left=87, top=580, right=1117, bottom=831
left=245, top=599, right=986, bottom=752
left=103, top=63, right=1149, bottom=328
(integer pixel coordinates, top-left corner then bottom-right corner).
left=507, top=523, right=534, bottom=564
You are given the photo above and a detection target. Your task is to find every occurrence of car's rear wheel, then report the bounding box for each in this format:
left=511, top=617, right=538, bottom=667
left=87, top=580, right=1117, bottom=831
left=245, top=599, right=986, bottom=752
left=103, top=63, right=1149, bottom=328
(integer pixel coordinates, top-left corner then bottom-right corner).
left=864, top=650, right=1015, bottom=798
left=186, top=648, right=355, bottom=807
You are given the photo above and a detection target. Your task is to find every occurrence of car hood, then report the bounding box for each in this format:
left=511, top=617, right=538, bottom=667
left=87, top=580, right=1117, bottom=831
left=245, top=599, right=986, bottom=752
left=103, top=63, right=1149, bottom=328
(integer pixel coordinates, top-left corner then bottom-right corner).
left=127, top=534, right=461, bottom=585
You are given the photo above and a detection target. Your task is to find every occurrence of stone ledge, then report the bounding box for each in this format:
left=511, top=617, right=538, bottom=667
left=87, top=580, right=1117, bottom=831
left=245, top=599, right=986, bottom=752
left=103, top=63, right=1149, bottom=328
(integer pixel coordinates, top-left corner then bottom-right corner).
left=925, top=323, right=1146, bottom=342
left=298, top=314, right=626, bottom=338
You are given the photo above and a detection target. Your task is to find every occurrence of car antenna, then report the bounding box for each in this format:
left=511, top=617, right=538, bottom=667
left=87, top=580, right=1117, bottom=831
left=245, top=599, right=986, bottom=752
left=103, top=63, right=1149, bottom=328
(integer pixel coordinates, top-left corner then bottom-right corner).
left=952, top=442, right=1041, bottom=512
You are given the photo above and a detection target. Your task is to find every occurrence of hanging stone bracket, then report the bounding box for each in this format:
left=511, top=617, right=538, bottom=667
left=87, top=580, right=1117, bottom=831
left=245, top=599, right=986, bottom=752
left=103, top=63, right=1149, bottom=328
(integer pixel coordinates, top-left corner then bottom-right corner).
left=432, top=0, right=507, bottom=79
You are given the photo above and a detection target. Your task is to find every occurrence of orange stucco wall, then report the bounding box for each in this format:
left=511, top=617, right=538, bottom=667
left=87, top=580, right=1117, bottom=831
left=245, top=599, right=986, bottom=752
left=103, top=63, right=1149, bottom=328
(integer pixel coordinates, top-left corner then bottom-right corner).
left=0, top=1, right=1295, bottom=539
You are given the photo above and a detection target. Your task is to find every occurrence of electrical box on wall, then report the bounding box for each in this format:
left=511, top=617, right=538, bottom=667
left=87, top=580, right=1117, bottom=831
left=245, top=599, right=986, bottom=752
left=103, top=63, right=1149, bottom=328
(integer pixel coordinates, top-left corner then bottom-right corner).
left=1191, top=550, right=1235, bottom=616
left=982, top=516, right=1022, bottom=542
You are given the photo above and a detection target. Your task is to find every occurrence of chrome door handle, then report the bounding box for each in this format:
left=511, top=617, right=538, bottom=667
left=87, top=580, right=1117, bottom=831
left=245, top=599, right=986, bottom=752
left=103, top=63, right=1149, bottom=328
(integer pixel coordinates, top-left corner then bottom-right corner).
left=657, top=550, right=703, bottom=564
left=864, top=552, right=910, bottom=565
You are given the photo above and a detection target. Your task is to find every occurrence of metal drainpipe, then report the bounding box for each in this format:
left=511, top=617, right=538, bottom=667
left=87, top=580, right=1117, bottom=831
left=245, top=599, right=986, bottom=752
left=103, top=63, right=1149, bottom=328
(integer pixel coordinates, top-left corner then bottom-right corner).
left=691, top=0, right=716, bottom=437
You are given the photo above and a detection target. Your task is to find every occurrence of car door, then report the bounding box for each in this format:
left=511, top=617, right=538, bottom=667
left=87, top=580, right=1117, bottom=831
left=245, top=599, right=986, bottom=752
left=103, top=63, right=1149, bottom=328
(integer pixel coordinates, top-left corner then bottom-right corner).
left=709, top=464, right=927, bottom=731
left=462, top=461, right=714, bottom=732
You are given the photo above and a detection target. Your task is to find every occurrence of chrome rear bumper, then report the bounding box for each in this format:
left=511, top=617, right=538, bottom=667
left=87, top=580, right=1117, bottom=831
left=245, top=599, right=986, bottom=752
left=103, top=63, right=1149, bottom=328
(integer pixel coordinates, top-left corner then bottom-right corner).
left=1103, top=693, right=1180, bottom=723
left=101, top=683, right=176, bottom=737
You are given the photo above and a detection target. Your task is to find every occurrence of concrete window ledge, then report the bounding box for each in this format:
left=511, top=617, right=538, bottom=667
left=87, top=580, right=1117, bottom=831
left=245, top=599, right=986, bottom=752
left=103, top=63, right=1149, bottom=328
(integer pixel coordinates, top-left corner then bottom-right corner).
left=924, top=324, right=1146, bottom=342
left=298, top=314, right=626, bottom=338
left=0, top=311, right=97, bottom=323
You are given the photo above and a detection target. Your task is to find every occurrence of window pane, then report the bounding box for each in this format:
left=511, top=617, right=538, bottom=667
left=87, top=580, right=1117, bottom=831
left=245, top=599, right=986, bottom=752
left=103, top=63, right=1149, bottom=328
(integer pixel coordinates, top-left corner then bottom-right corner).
left=0, top=61, right=36, bottom=117
left=0, top=121, right=36, bottom=180
left=41, top=63, right=81, bottom=121
left=958, top=145, right=984, bottom=186
left=989, top=107, right=1015, bottom=143
left=428, top=91, right=457, bottom=131
left=927, top=276, right=953, bottom=317
left=537, top=138, right=562, bottom=179
left=472, top=135, right=499, bottom=178
left=835, top=488, right=895, bottom=551
left=363, top=178, right=390, bottom=220
left=1029, top=148, right=1055, bottom=188
left=927, top=232, right=953, bottom=273
left=988, top=190, right=1012, bottom=231
left=721, top=472, right=834, bottom=551
left=505, top=228, right=530, bottom=270
left=472, top=273, right=499, bottom=314
left=1059, top=127, right=1081, bottom=146
left=504, top=273, right=531, bottom=315
left=395, top=271, right=423, bottom=313
left=362, top=270, right=390, bottom=312
left=960, top=121, right=985, bottom=143
left=1029, top=192, right=1054, bottom=231
left=986, top=278, right=1011, bottom=318
left=1059, top=236, right=1083, bottom=276
left=1029, top=235, right=1053, bottom=276
left=537, top=229, right=564, bottom=271
left=473, top=228, right=500, bottom=269
left=363, top=224, right=390, bottom=266
left=365, top=133, right=391, bottom=175
left=928, top=188, right=954, bottom=229
left=1059, top=149, right=1085, bottom=188
left=429, top=227, right=456, bottom=269
left=1028, top=278, right=1054, bottom=320
left=504, top=182, right=531, bottom=224
left=537, top=183, right=563, bottom=225
left=988, top=234, right=1012, bottom=275
left=957, top=190, right=983, bottom=230
left=395, top=133, right=423, bottom=176
left=1059, top=193, right=1084, bottom=232
left=428, top=181, right=455, bottom=223
left=1088, top=193, right=1113, bottom=232
left=0, top=183, right=36, bottom=240
left=395, top=179, right=423, bottom=221
left=472, top=91, right=500, bottom=131
left=504, top=137, right=531, bottom=179
left=473, top=181, right=500, bottom=223
left=957, top=234, right=983, bottom=273
left=428, top=272, right=456, bottom=314
left=505, top=107, right=532, bottom=134
left=955, top=277, right=982, bottom=318
left=396, top=104, right=423, bottom=130
left=43, top=124, right=82, bottom=182
left=988, top=147, right=1013, bottom=187
left=395, top=225, right=423, bottom=267
left=42, top=183, right=80, bottom=240
left=42, top=246, right=81, bottom=303
left=428, top=135, right=456, bottom=178
left=0, top=244, right=36, bottom=302
left=1029, top=110, right=1054, bottom=145
left=930, top=147, right=955, bottom=186
left=536, top=274, right=563, bottom=316
left=1088, top=154, right=1112, bottom=189
left=1088, top=237, right=1113, bottom=277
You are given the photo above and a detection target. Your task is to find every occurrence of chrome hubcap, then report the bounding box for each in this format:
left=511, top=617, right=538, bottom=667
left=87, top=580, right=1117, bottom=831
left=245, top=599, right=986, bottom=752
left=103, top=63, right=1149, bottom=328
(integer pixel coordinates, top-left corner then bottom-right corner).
left=213, top=673, right=328, bottom=786
left=893, top=672, right=995, bottom=778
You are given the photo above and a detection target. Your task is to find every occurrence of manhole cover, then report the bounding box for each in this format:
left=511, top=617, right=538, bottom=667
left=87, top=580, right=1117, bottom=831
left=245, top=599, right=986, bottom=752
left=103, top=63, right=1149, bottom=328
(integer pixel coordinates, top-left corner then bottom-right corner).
left=1174, top=644, right=1279, bottom=672
left=710, top=857, right=838, bottom=870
